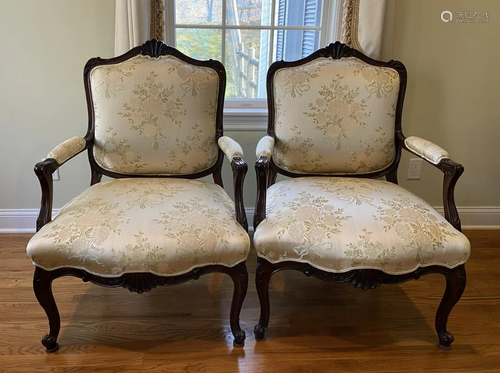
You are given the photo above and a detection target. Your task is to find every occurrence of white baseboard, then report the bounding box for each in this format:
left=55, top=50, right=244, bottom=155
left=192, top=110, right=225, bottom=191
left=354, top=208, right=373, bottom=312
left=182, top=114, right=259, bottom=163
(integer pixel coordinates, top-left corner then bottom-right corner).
left=433, top=206, right=500, bottom=230
left=0, top=207, right=498, bottom=234
left=0, top=209, right=59, bottom=233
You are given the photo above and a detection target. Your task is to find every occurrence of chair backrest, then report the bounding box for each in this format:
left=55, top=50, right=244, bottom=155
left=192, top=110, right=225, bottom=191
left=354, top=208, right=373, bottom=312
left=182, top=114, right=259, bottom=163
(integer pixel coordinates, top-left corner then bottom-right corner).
left=268, top=42, right=406, bottom=175
left=84, top=40, right=225, bottom=176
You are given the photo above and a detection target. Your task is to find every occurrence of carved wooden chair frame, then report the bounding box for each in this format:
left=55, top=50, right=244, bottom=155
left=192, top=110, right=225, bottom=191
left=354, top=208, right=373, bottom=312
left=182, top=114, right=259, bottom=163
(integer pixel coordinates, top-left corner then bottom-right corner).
left=253, top=42, right=466, bottom=349
left=33, top=40, right=248, bottom=351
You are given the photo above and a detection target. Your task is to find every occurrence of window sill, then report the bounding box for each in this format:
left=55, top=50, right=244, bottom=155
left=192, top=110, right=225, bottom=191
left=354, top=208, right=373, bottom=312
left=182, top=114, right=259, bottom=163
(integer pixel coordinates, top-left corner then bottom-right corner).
left=223, top=109, right=268, bottom=131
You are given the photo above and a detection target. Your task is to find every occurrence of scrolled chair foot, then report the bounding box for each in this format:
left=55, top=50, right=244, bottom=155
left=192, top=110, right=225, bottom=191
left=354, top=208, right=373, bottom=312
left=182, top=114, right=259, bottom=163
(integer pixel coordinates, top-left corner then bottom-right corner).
left=438, top=332, right=454, bottom=350
left=42, top=334, right=59, bottom=352
left=232, top=330, right=246, bottom=347
left=254, top=324, right=268, bottom=341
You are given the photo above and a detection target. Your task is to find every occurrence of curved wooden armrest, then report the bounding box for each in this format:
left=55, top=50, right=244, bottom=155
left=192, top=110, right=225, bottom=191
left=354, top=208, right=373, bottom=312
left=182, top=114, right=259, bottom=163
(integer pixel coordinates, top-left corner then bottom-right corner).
left=231, top=157, right=248, bottom=231
left=34, top=159, right=59, bottom=232
left=397, top=132, right=464, bottom=231
left=436, top=158, right=464, bottom=231
left=254, top=155, right=270, bottom=229
left=34, top=137, right=90, bottom=231
left=218, top=137, right=248, bottom=230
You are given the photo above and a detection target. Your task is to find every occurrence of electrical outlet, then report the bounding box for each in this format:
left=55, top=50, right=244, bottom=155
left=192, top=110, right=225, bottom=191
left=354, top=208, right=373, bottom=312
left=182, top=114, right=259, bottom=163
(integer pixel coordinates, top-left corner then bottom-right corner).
left=407, top=158, right=423, bottom=180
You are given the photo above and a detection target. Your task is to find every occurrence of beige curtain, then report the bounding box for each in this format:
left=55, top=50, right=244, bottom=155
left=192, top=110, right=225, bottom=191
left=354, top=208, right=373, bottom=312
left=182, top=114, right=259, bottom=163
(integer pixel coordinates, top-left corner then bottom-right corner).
left=342, top=0, right=392, bottom=60
left=115, top=0, right=165, bottom=56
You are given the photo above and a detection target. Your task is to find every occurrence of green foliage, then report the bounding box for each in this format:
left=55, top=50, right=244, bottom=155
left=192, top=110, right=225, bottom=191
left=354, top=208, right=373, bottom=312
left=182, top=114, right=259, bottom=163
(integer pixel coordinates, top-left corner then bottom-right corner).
left=176, top=29, right=222, bottom=61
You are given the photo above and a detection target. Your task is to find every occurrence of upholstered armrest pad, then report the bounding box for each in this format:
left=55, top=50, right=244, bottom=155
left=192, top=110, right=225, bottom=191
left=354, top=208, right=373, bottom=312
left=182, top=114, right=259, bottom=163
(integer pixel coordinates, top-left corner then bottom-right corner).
left=46, top=137, right=87, bottom=165
left=256, top=136, right=275, bottom=159
left=405, top=136, right=449, bottom=165
left=218, top=136, right=244, bottom=161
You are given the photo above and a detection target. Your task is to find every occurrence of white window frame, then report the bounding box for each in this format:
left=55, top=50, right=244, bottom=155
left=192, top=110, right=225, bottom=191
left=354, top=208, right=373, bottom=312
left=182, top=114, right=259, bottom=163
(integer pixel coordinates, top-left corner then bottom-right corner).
left=165, top=0, right=342, bottom=127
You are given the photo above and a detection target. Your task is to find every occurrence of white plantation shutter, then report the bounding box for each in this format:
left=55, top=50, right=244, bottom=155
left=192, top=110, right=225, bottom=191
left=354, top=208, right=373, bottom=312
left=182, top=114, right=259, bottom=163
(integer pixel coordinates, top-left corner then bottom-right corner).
left=276, top=0, right=286, bottom=60
left=302, top=0, right=321, bottom=57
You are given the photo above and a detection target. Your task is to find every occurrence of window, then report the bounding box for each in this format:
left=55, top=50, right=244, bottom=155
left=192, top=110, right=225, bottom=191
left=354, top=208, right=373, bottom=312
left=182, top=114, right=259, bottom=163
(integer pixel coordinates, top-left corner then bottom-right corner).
left=166, top=0, right=340, bottom=109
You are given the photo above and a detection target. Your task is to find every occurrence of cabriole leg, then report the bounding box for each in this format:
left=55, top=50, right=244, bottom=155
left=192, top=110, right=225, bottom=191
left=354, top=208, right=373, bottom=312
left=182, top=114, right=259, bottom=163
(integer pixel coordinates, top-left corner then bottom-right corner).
left=254, top=257, right=274, bottom=341
left=229, top=262, right=248, bottom=347
left=33, top=267, right=60, bottom=352
left=435, top=265, right=466, bottom=349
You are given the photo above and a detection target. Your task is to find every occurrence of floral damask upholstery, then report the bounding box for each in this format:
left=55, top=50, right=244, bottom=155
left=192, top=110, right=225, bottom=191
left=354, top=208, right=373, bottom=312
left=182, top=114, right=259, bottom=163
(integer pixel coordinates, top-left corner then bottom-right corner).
left=29, top=41, right=252, bottom=351
left=253, top=177, right=470, bottom=275
left=253, top=44, right=469, bottom=348
left=272, top=57, right=400, bottom=174
left=218, top=136, right=244, bottom=160
left=90, top=55, right=220, bottom=175
left=405, top=136, right=450, bottom=165
left=28, top=178, right=250, bottom=277
left=256, top=136, right=275, bottom=159
left=46, top=137, right=87, bottom=165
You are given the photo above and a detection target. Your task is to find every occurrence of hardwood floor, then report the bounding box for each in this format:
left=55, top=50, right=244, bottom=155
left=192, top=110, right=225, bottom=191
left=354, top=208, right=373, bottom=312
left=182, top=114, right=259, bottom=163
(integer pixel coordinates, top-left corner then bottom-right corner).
left=1, top=231, right=499, bottom=372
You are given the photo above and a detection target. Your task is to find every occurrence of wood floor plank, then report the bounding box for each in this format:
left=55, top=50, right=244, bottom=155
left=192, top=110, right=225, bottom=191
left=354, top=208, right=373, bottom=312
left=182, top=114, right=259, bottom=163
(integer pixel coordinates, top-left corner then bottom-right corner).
left=0, top=231, right=499, bottom=372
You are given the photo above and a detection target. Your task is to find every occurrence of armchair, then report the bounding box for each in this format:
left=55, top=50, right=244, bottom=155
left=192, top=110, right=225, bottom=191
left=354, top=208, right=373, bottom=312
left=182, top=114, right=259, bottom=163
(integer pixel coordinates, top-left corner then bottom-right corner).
left=253, top=42, right=470, bottom=349
left=27, top=40, right=250, bottom=351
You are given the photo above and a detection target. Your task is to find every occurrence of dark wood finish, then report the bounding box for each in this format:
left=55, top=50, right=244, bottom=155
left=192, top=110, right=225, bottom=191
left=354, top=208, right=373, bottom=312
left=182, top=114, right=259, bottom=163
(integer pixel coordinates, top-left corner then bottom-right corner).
left=90, top=168, right=103, bottom=186
left=254, top=42, right=467, bottom=348
left=1, top=232, right=498, bottom=371
left=34, top=262, right=248, bottom=352
left=439, top=159, right=464, bottom=231
left=213, top=168, right=224, bottom=188
left=231, top=157, right=249, bottom=231
left=34, top=159, right=58, bottom=232
left=254, top=257, right=466, bottom=349
left=32, top=39, right=249, bottom=351
left=254, top=156, right=269, bottom=228
left=386, top=168, right=398, bottom=184
left=33, top=267, right=60, bottom=352
left=228, top=261, right=248, bottom=347
left=267, top=167, right=277, bottom=187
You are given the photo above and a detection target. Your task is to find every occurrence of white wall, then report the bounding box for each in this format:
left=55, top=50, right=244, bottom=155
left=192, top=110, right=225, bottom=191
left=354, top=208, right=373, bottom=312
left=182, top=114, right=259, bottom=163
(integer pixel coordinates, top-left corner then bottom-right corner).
left=387, top=0, right=500, bottom=207
left=0, top=0, right=115, bottom=209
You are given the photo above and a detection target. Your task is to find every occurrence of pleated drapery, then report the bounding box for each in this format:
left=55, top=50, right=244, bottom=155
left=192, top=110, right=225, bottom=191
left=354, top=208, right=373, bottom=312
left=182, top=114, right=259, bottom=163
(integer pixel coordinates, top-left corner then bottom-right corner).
left=115, top=0, right=165, bottom=56
left=342, top=0, right=390, bottom=60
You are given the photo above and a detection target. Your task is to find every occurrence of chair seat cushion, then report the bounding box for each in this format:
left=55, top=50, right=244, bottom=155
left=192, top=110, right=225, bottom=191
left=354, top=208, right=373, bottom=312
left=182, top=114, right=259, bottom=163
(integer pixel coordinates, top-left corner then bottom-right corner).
left=253, top=177, right=470, bottom=275
left=27, top=179, right=250, bottom=277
